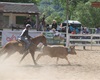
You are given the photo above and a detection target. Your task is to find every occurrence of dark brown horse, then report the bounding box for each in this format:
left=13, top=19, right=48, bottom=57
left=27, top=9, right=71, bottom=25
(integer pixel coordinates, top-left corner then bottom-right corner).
left=0, top=34, right=47, bottom=65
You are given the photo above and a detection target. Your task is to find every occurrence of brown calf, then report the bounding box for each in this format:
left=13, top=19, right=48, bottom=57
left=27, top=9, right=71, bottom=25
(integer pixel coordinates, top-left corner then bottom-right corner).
left=36, top=45, right=76, bottom=65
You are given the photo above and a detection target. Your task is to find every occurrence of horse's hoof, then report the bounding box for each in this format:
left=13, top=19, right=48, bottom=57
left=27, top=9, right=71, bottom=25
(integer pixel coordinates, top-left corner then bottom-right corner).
left=35, top=63, right=38, bottom=65
left=35, top=63, right=39, bottom=66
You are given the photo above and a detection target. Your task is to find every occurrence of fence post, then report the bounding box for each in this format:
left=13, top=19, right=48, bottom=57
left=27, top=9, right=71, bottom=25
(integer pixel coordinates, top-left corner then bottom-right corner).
left=0, top=30, right=2, bottom=47
left=91, top=34, right=93, bottom=50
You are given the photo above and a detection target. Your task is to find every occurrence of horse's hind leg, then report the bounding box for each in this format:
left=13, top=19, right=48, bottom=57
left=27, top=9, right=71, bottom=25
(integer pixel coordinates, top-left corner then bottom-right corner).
left=0, top=51, right=5, bottom=57
left=0, top=48, right=6, bottom=57
left=19, top=51, right=28, bottom=63
left=2, top=53, right=13, bottom=62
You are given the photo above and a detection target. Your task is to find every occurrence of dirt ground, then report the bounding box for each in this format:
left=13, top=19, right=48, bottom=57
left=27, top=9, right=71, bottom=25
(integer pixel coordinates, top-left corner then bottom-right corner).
left=0, top=46, right=100, bottom=80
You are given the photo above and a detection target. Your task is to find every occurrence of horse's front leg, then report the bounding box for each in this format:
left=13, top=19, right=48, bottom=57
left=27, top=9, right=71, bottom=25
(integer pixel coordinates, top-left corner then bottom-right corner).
left=30, top=51, right=37, bottom=65
left=19, top=51, right=28, bottom=63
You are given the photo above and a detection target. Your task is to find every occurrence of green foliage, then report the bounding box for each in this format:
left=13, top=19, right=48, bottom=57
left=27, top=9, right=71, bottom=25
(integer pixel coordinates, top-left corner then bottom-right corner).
left=0, top=0, right=100, bottom=28
left=39, top=0, right=89, bottom=24
left=73, top=1, right=100, bottom=28
left=39, top=0, right=65, bottom=24
left=0, top=0, right=40, bottom=4
left=39, top=0, right=100, bottom=28
left=45, top=12, right=62, bottom=25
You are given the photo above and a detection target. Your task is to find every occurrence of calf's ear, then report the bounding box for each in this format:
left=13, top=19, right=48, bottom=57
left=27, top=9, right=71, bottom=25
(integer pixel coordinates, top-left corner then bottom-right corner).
left=70, top=46, right=73, bottom=48
left=73, top=46, right=75, bottom=48
left=70, top=46, right=75, bottom=49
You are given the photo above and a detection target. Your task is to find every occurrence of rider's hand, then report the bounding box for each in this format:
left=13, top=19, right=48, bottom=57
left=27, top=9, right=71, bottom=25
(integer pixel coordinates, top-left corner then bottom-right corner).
left=30, top=37, right=32, bottom=40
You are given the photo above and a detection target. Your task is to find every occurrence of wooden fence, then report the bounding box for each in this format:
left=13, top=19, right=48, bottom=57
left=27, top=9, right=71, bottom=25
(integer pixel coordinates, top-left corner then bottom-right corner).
left=43, top=32, right=100, bottom=47
left=0, top=31, right=100, bottom=48
left=0, top=30, right=2, bottom=47
left=68, top=34, right=100, bottom=46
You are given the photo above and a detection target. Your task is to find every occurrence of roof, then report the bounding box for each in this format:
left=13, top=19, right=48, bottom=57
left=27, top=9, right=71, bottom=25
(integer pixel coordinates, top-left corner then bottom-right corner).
left=0, top=2, right=40, bottom=14
left=91, top=2, right=100, bottom=8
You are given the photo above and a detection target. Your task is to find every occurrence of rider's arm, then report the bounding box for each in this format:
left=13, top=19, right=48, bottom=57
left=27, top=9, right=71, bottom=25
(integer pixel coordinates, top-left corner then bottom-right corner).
left=25, top=30, right=32, bottom=40
left=27, top=35, right=32, bottom=39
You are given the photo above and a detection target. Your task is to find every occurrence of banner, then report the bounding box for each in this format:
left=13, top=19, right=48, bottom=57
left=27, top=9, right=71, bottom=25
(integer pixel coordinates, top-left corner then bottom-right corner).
left=2, top=31, right=42, bottom=46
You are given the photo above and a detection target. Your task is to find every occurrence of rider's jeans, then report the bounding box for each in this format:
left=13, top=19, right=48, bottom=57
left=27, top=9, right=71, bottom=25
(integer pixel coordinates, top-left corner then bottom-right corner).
left=21, top=36, right=30, bottom=50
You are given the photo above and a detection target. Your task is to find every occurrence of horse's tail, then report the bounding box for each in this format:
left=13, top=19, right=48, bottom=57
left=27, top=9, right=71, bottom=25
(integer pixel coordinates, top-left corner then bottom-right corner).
left=0, top=43, right=10, bottom=57
left=3, top=42, right=10, bottom=48
left=0, top=47, right=6, bottom=57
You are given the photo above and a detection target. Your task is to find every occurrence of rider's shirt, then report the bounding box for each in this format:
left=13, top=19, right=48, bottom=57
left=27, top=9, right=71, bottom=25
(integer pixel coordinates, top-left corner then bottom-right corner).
left=20, top=28, right=30, bottom=39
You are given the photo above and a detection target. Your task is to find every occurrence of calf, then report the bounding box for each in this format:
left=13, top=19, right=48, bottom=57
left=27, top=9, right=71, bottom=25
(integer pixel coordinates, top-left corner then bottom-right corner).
left=36, top=45, right=76, bottom=65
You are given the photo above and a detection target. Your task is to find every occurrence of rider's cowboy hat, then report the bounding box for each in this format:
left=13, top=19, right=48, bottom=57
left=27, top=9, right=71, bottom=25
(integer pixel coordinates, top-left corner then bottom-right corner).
left=26, top=24, right=31, bottom=28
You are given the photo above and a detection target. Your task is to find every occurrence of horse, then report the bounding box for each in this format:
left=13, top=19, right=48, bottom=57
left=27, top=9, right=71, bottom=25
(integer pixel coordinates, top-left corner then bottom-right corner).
left=0, top=34, right=47, bottom=65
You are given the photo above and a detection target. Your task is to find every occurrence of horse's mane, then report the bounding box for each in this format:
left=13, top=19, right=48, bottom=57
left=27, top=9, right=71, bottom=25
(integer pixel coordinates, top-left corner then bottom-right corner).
left=33, top=34, right=45, bottom=39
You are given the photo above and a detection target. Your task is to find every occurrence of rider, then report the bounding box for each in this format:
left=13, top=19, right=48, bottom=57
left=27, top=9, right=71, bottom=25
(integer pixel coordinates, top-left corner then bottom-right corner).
left=20, top=24, right=32, bottom=52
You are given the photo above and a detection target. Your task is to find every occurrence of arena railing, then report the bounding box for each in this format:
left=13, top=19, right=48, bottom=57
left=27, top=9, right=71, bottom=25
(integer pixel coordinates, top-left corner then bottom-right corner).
left=0, top=30, right=2, bottom=47
left=44, top=32, right=100, bottom=47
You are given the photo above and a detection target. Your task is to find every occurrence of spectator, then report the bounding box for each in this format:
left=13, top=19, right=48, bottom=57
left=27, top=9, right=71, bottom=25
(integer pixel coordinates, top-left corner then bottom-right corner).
left=82, top=27, right=89, bottom=34
left=31, top=19, right=35, bottom=29
left=75, top=28, right=80, bottom=34
left=82, top=27, right=89, bottom=50
left=51, top=20, right=57, bottom=30
left=38, top=21, right=43, bottom=31
left=46, top=24, right=50, bottom=31
left=59, top=23, right=66, bottom=32
left=42, top=15, right=46, bottom=27
left=50, top=28, right=61, bottom=37
left=96, top=27, right=100, bottom=34
left=71, top=29, right=76, bottom=34
left=71, top=29, right=76, bottom=44
left=24, top=17, right=32, bottom=27
left=95, top=27, right=100, bottom=43
left=69, top=24, right=74, bottom=33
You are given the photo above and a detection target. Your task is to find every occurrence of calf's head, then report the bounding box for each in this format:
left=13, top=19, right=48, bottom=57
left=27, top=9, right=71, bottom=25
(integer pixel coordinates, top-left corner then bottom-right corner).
left=69, top=46, right=77, bottom=55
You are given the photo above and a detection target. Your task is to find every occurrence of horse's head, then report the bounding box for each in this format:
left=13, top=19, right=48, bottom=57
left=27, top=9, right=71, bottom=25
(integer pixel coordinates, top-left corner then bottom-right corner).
left=31, top=34, right=47, bottom=46
left=40, top=35, right=47, bottom=46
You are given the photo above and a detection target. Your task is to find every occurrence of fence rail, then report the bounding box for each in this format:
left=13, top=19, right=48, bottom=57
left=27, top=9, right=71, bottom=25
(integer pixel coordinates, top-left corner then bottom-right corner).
left=0, top=30, right=2, bottom=47
left=68, top=34, right=100, bottom=47
left=43, top=32, right=100, bottom=47
left=0, top=31, right=100, bottom=48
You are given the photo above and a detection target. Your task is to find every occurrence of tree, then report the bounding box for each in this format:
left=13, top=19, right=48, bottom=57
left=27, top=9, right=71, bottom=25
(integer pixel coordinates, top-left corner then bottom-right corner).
left=73, top=1, right=100, bottom=28
left=0, top=0, right=40, bottom=4
left=1, top=0, right=99, bottom=28
left=38, top=0, right=65, bottom=24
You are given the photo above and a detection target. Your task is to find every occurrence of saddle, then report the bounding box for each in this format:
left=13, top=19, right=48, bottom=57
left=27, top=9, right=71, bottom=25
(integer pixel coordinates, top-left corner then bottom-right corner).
left=16, top=40, right=26, bottom=54
left=17, top=39, right=25, bottom=47
left=17, top=37, right=33, bottom=49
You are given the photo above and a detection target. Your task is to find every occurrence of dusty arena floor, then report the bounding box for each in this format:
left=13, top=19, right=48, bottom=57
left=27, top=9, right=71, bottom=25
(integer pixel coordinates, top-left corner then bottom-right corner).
left=0, top=46, right=100, bottom=80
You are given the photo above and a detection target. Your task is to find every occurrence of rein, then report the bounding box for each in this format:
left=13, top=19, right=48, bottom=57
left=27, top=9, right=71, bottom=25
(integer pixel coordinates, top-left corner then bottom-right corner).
left=30, top=37, right=42, bottom=47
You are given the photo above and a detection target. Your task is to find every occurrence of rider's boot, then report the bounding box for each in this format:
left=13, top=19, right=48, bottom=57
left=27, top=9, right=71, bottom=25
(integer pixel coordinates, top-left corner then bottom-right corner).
left=21, top=43, right=31, bottom=54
